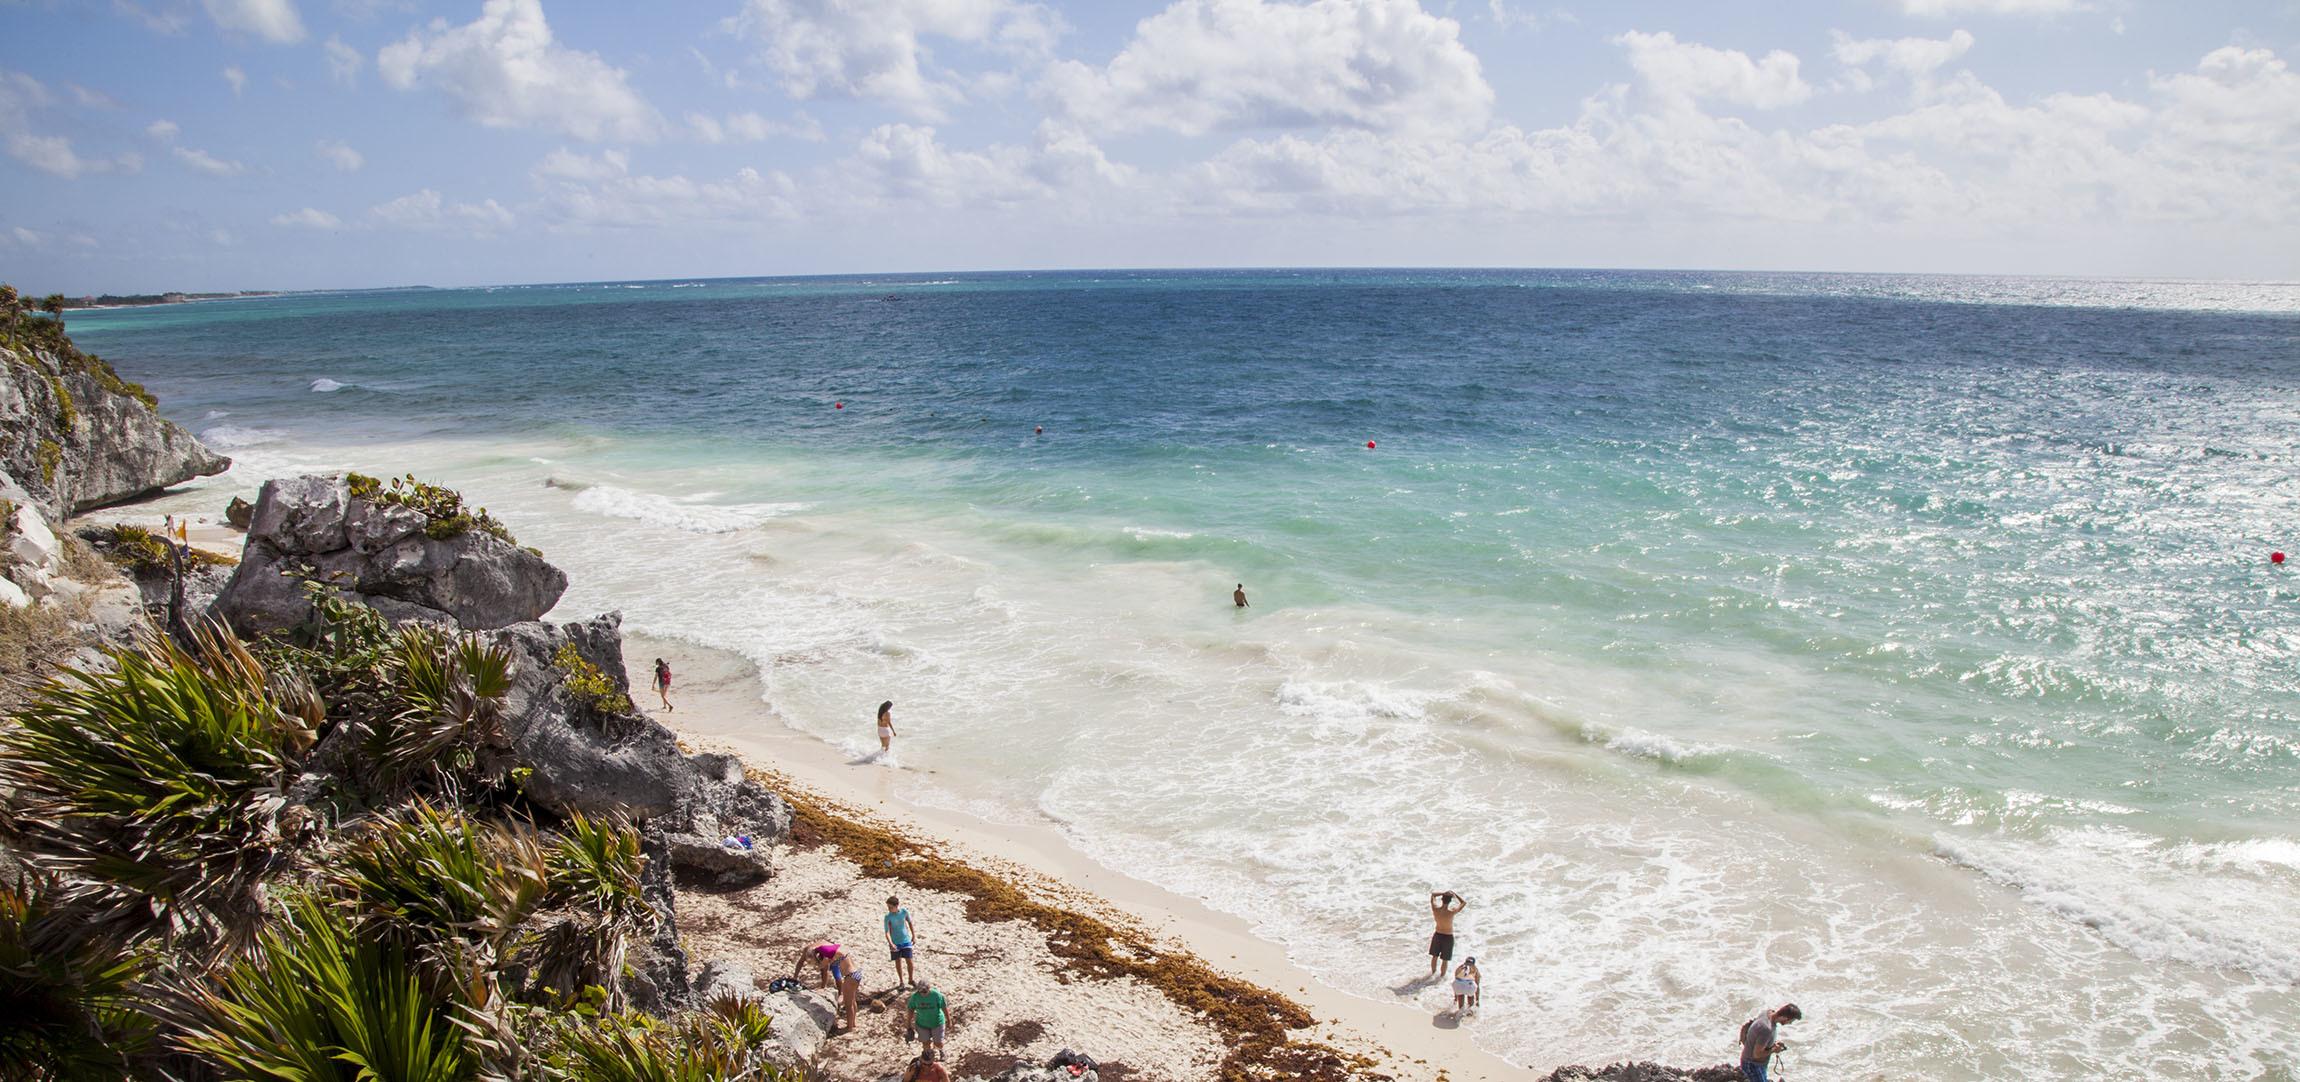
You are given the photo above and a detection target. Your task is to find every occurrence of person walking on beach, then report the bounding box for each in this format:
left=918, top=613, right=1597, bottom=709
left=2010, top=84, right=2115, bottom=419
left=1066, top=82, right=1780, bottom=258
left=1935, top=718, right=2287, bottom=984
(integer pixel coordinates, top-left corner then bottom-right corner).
left=1234, top=583, right=1250, bottom=608
left=1739, top=1003, right=1802, bottom=1082
left=652, top=658, right=674, bottom=712
left=886, top=895, right=920, bottom=987
left=1451, top=956, right=1481, bottom=1016
left=1425, top=890, right=1467, bottom=979
left=906, top=978, right=948, bottom=1062
left=792, top=942, right=863, bottom=1031
left=877, top=700, right=898, bottom=754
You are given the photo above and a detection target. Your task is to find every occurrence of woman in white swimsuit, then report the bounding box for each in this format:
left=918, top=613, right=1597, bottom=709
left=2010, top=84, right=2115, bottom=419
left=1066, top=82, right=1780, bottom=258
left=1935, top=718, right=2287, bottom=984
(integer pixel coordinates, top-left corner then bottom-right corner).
left=878, top=700, right=897, bottom=753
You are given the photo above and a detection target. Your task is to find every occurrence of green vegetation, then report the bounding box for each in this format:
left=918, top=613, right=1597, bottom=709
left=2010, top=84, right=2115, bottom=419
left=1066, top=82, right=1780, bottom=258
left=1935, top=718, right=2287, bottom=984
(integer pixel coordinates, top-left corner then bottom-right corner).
left=92, top=524, right=239, bottom=576
left=347, top=471, right=520, bottom=545
left=0, top=603, right=797, bottom=1080
left=553, top=642, right=634, bottom=718
left=0, top=282, right=158, bottom=410
left=0, top=623, right=319, bottom=941
left=0, top=873, right=158, bottom=1077
left=35, top=439, right=61, bottom=484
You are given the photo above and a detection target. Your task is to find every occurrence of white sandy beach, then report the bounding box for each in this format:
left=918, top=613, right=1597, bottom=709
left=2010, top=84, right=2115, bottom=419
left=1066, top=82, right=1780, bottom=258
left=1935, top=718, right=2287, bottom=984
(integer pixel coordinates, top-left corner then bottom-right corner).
left=625, top=635, right=1532, bottom=1082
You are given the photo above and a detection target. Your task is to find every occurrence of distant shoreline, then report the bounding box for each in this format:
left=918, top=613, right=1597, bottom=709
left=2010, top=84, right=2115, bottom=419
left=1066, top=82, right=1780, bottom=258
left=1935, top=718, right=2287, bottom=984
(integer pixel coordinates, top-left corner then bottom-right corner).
left=62, top=290, right=278, bottom=310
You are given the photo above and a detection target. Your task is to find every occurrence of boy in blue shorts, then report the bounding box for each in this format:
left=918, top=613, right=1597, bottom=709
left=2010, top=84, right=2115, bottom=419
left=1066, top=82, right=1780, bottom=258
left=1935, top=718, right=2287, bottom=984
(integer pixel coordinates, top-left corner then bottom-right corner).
left=886, top=895, right=919, bottom=988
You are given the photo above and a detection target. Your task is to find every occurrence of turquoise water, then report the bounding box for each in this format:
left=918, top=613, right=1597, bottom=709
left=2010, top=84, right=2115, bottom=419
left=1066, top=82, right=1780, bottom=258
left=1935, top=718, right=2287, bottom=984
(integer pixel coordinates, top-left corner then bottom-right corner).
left=69, top=270, right=2300, bottom=1078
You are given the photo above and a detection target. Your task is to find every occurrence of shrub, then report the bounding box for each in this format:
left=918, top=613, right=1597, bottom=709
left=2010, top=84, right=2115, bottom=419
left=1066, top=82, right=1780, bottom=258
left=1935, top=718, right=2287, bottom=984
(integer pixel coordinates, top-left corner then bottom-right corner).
left=547, top=994, right=788, bottom=1082
left=552, top=643, right=633, bottom=718
left=35, top=439, right=61, bottom=484
left=327, top=801, right=548, bottom=978
left=367, top=625, right=517, bottom=792
left=94, top=524, right=238, bottom=576
left=0, top=623, right=321, bottom=940
left=0, top=873, right=157, bottom=1078
left=173, top=894, right=476, bottom=1082
left=346, top=472, right=518, bottom=545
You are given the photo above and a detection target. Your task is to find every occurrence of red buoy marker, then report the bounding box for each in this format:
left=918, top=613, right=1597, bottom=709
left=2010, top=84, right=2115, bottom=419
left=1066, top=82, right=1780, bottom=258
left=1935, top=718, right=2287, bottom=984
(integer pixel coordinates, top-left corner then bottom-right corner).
left=835, top=401, right=844, bottom=409
left=2275, top=551, right=2288, bottom=565
left=1366, top=440, right=1377, bottom=449
left=1035, top=426, right=1044, bottom=435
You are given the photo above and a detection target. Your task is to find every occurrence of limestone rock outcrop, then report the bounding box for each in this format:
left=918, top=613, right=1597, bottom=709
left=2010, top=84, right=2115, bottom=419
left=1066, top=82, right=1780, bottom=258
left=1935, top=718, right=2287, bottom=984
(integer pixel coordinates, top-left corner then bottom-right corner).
left=0, top=343, right=226, bottom=517
left=212, top=474, right=567, bottom=634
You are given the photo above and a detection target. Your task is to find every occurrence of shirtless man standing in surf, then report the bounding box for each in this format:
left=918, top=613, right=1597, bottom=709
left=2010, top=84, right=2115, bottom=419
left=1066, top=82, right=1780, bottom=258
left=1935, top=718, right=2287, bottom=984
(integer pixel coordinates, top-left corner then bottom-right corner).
left=1425, top=890, right=1467, bottom=980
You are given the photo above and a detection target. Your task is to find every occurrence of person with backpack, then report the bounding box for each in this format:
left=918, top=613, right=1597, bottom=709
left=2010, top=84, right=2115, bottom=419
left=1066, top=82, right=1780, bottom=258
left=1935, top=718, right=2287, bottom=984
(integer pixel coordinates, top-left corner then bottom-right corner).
left=1739, top=1002, right=1802, bottom=1081
left=652, top=658, right=674, bottom=711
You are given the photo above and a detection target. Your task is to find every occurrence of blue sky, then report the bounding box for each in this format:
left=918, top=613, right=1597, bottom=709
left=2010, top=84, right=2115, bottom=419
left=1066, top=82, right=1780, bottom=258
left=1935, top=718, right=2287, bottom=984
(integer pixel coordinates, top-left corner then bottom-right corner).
left=2, top=0, right=2296, bottom=292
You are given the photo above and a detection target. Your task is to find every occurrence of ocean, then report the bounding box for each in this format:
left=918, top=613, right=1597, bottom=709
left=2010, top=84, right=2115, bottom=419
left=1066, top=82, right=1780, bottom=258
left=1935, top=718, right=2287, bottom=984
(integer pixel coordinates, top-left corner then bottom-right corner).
left=66, top=269, right=2300, bottom=1078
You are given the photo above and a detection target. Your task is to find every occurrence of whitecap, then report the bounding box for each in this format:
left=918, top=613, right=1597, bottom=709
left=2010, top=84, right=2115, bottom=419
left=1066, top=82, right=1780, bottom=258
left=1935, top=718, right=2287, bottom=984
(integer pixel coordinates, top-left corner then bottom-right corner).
left=309, top=378, right=346, bottom=392
left=569, top=484, right=805, bottom=533
left=200, top=425, right=284, bottom=450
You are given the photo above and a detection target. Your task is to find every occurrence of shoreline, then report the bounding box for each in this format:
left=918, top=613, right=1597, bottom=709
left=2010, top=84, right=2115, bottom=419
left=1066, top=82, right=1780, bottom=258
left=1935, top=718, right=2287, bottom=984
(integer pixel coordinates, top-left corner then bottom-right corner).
left=622, top=632, right=1535, bottom=1082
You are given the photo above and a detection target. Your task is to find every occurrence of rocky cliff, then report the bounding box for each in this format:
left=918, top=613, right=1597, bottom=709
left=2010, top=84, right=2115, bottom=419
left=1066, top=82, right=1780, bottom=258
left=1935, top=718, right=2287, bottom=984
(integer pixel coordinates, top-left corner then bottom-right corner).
left=0, top=331, right=228, bottom=518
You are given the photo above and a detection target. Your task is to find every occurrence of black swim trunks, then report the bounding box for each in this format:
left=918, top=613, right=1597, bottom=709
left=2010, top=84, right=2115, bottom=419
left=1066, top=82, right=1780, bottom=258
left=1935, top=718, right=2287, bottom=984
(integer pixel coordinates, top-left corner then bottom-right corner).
left=1429, top=932, right=1455, bottom=961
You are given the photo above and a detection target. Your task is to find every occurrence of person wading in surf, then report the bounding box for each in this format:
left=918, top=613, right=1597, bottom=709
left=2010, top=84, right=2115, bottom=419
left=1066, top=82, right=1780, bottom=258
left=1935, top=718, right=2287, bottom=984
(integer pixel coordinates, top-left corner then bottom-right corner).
left=1234, top=583, right=1250, bottom=608
left=1425, top=890, right=1467, bottom=980
left=877, top=700, right=897, bottom=755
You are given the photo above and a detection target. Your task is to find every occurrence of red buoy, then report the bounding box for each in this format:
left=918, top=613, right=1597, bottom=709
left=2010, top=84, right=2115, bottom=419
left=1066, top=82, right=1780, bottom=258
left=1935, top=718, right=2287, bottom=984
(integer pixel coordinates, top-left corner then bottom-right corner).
left=1366, top=440, right=1377, bottom=449
left=1035, top=426, right=1044, bottom=435
left=835, top=401, right=844, bottom=409
left=2275, top=551, right=2288, bottom=565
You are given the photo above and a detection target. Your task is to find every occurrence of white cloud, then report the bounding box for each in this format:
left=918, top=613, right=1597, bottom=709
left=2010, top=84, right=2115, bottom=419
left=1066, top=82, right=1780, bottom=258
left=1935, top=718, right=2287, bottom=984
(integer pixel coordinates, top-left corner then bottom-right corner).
left=203, top=0, right=307, bottom=43
left=5, top=225, right=42, bottom=247
left=686, top=110, right=825, bottom=143
left=316, top=138, right=364, bottom=170
left=1040, top=0, right=1493, bottom=138
left=326, top=35, right=366, bottom=86
left=146, top=119, right=180, bottom=140
left=271, top=207, right=342, bottom=228
left=223, top=65, right=248, bottom=96
left=727, top=0, right=1061, bottom=119
left=1899, top=0, right=2083, bottom=15
left=2146, top=46, right=2300, bottom=148
left=1, top=69, right=140, bottom=178
left=67, top=83, right=120, bottom=108
left=378, top=0, right=659, bottom=142
left=173, top=145, right=246, bottom=175
left=1615, top=30, right=1812, bottom=110
left=114, top=1, right=192, bottom=34
left=1832, top=29, right=1975, bottom=79
left=534, top=147, right=630, bottom=182
left=368, top=188, right=517, bottom=232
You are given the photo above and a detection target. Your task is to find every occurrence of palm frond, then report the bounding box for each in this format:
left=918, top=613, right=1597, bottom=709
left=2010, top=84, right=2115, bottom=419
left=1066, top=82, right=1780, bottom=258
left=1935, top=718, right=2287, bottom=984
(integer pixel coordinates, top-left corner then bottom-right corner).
left=173, top=893, right=476, bottom=1082
left=0, top=622, right=307, bottom=940
left=0, top=872, right=158, bottom=1079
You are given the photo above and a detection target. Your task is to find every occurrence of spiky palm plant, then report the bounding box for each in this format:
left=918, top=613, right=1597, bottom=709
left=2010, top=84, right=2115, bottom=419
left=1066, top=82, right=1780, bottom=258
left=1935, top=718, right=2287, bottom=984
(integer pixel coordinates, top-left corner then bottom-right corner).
left=0, top=622, right=320, bottom=942
left=522, top=812, right=657, bottom=1010
left=0, top=872, right=157, bottom=1080
left=329, top=801, right=548, bottom=987
left=174, top=893, right=477, bottom=1082
left=371, top=626, right=516, bottom=794
left=549, top=994, right=786, bottom=1082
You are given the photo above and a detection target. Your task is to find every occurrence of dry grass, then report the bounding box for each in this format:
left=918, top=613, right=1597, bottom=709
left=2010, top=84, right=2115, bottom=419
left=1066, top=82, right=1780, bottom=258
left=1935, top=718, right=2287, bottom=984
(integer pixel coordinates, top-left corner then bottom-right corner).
left=0, top=597, right=86, bottom=714
left=753, top=768, right=1388, bottom=1082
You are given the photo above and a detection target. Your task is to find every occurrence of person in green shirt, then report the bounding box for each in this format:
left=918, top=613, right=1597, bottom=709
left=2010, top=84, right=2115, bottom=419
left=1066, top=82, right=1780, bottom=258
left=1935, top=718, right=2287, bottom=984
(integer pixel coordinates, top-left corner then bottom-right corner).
left=906, top=978, right=948, bottom=1062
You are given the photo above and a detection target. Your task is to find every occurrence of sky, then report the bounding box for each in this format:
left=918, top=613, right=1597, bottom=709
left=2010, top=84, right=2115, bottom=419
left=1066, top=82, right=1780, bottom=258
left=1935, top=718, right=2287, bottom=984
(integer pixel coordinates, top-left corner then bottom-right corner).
left=1, top=0, right=2297, bottom=292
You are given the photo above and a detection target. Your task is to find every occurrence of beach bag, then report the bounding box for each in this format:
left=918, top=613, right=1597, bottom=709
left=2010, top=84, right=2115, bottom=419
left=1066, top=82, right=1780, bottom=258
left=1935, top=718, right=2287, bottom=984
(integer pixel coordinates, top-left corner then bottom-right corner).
left=1050, top=1049, right=1097, bottom=1070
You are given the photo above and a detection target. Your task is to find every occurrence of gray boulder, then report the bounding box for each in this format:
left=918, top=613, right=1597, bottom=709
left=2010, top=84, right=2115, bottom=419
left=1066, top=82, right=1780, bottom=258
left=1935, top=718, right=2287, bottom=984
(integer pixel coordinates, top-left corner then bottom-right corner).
left=495, top=614, right=695, bottom=821
left=492, top=614, right=791, bottom=885
left=691, top=955, right=834, bottom=1071
left=0, top=342, right=227, bottom=517
left=213, top=474, right=566, bottom=634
